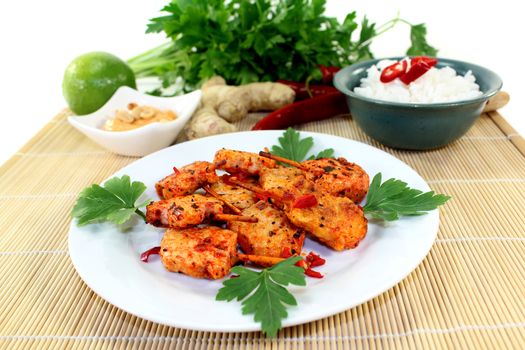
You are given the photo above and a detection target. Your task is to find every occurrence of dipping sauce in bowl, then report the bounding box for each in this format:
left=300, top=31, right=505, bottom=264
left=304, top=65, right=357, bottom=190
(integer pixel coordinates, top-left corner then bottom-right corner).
left=103, top=103, right=177, bottom=132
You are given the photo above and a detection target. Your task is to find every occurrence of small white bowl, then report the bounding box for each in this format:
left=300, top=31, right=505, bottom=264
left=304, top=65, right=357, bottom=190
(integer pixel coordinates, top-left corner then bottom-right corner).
left=68, top=86, right=201, bottom=156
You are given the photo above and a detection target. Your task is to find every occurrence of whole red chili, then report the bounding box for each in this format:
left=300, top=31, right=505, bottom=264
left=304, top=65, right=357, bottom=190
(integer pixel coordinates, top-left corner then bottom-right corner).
left=277, top=80, right=338, bottom=101
left=318, top=65, right=341, bottom=84
left=252, top=92, right=348, bottom=130
left=140, top=246, right=161, bottom=262
left=380, top=60, right=408, bottom=83
left=292, top=194, right=318, bottom=209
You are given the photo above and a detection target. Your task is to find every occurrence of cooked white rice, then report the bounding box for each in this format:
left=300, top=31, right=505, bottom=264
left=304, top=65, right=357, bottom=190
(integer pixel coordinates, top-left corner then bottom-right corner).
left=354, top=59, right=483, bottom=103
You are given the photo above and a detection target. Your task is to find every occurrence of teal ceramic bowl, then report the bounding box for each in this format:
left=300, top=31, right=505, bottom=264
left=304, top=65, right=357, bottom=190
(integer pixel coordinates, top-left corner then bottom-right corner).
left=333, top=57, right=502, bottom=150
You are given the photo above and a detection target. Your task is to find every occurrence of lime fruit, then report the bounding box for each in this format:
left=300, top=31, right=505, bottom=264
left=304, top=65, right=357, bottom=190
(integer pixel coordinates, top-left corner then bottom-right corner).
left=62, top=52, right=136, bottom=115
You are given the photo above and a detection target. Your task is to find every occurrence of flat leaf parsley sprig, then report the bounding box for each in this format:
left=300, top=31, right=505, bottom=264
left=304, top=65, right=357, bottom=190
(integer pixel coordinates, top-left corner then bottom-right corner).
left=363, top=173, right=451, bottom=221
left=271, top=127, right=334, bottom=163
left=71, top=175, right=149, bottom=226
left=216, top=256, right=306, bottom=337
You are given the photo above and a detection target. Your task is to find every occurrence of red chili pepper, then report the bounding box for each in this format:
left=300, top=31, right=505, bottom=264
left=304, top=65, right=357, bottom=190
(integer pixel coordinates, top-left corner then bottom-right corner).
left=399, top=61, right=432, bottom=85
left=277, top=80, right=339, bottom=101
left=411, top=56, right=437, bottom=67
left=292, top=194, right=318, bottom=209
left=280, top=247, right=292, bottom=258
left=295, top=259, right=309, bottom=269
left=304, top=268, right=324, bottom=278
left=252, top=92, right=348, bottom=130
left=140, top=246, right=160, bottom=262
left=318, top=65, right=341, bottom=84
left=293, top=256, right=324, bottom=278
left=254, top=192, right=271, bottom=202
left=305, top=252, right=326, bottom=267
left=380, top=60, right=408, bottom=83
left=172, top=166, right=181, bottom=174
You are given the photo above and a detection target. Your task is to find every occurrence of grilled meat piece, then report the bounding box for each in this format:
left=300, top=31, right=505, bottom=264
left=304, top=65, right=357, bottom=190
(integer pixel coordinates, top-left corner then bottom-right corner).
left=214, top=149, right=276, bottom=175
left=302, top=157, right=369, bottom=203
left=160, top=227, right=237, bottom=279
left=146, top=194, right=223, bottom=228
left=156, top=161, right=218, bottom=199
left=228, top=200, right=305, bottom=258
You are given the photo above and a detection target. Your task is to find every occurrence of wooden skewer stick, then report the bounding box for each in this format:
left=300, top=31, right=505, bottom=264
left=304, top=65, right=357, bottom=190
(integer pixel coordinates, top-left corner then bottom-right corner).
left=483, top=91, right=510, bottom=113
left=203, top=185, right=242, bottom=215
left=213, top=213, right=258, bottom=223
left=226, top=177, right=267, bottom=196
left=258, top=151, right=305, bottom=169
left=237, top=253, right=285, bottom=267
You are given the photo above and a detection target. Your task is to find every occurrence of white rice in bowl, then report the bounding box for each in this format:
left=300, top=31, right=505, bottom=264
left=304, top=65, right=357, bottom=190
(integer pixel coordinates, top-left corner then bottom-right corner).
left=354, top=59, right=483, bottom=103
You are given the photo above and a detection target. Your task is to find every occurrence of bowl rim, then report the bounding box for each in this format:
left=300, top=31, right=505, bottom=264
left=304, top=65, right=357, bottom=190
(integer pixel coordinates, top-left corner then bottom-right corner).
left=333, top=56, right=503, bottom=109
left=67, top=87, right=201, bottom=138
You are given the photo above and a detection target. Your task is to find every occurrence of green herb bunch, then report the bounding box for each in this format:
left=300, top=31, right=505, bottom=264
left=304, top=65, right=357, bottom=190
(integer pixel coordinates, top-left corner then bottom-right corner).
left=128, top=0, right=437, bottom=94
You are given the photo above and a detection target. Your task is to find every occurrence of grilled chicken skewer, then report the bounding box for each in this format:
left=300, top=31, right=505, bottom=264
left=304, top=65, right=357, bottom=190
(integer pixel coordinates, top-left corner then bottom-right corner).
left=214, top=149, right=276, bottom=176
left=228, top=200, right=305, bottom=260
left=146, top=194, right=257, bottom=229
left=160, top=227, right=238, bottom=279
left=205, top=176, right=258, bottom=211
left=156, top=161, right=219, bottom=199
left=259, top=151, right=369, bottom=203
left=228, top=168, right=368, bottom=251
left=203, top=184, right=242, bottom=215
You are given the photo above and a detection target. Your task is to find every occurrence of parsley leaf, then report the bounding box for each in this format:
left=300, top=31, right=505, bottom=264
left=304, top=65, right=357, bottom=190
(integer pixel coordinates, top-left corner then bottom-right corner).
left=71, top=175, right=149, bottom=226
left=406, top=23, right=438, bottom=56
left=216, top=256, right=306, bottom=337
left=271, top=128, right=334, bottom=163
left=308, top=148, right=335, bottom=160
left=363, top=173, right=450, bottom=221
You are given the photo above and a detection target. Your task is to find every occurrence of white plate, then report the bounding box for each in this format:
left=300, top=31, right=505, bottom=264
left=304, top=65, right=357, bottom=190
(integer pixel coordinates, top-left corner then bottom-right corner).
left=68, top=131, right=439, bottom=333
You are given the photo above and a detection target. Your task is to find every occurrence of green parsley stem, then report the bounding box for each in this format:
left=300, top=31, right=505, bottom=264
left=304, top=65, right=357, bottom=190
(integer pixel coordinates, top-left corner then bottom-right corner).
left=135, top=208, right=147, bottom=222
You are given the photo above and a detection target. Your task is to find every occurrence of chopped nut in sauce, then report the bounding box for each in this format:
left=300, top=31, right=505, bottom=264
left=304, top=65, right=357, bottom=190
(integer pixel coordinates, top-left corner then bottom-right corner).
left=103, top=103, right=177, bottom=131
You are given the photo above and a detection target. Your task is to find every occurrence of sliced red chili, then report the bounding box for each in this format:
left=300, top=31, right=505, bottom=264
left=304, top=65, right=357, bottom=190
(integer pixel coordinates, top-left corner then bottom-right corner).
left=293, top=256, right=324, bottom=278
left=281, top=247, right=293, bottom=258
left=399, top=61, right=432, bottom=85
left=380, top=60, right=407, bottom=83
left=304, top=268, right=324, bottom=278
left=172, top=166, right=181, bottom=175
left=306, top=252, right=326, bottom=267
left=292, top=194, right=318, bottom=209
left=411, top=56, right=437, bottom=67
left=254, top=192, right=271, bottom=202
left=140, top=246, right=160, bottom=262
left=295, top=259, right=309, bottom=269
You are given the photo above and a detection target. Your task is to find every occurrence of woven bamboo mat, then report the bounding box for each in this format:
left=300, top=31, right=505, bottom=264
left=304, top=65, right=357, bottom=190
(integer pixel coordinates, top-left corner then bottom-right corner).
left=1, top=110, right=525, bottom=350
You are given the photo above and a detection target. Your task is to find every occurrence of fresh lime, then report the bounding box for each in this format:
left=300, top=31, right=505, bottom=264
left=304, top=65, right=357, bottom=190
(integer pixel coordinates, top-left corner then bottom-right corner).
left=62, top=52, right=136, bottom=115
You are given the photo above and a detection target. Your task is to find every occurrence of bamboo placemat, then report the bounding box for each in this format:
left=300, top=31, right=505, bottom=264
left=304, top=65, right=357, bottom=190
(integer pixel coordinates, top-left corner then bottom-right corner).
left=1, top=110, right=524, bottom=350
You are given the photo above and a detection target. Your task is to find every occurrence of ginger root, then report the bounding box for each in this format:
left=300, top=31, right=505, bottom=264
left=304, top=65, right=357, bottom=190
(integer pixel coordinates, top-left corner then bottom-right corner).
left=186, top=106, right=237, bottom=140
left=183, top=76, right=295, bottom=140
left=201, top=78, right=295, bottom=122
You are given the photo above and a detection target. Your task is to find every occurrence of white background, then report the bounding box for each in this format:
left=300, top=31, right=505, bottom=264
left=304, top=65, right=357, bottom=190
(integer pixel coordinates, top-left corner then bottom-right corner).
left=0, top=0, right=523, bottom=166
